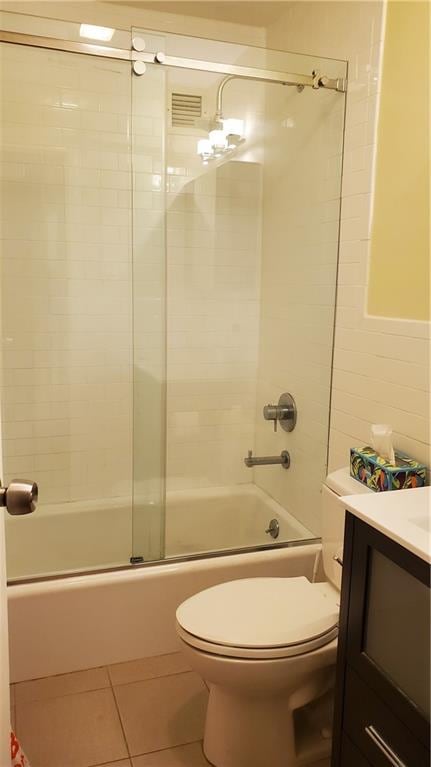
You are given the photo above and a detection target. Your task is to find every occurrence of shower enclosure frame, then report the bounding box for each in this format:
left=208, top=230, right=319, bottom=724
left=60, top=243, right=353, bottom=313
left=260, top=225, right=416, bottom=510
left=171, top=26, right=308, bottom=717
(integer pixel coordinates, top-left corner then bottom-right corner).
left=0, top=18, right=347, bottom=584
left=0, top=29, right=346, bottom=93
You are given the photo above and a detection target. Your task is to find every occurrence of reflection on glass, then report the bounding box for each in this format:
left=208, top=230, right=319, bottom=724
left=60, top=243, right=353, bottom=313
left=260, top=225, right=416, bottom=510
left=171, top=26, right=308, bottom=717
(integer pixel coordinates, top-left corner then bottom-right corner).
left=0, top=44, right=135, bottom=578
left=365, top=549, right=430, bottom=717
left=1, top=17, right=347, bottom=576
left=158, top=53, right=346, bottom=557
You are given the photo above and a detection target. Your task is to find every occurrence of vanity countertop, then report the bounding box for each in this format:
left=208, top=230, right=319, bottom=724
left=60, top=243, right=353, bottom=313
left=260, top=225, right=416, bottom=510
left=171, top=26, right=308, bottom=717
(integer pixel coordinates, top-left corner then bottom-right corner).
left=341, top=486, right=431, bottom=563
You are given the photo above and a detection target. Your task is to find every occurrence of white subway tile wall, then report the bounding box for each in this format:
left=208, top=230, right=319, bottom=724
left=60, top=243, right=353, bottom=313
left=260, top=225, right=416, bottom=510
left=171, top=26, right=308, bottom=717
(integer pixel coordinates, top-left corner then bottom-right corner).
left=164, top=73, right=266, bottom=495
left=166, top=160, right=262, bottom=491
left=253, top=84, right=345, bottom=536
left=267, top=1, right=430, bottom=479
left=0, top=44, right=133, bottom=507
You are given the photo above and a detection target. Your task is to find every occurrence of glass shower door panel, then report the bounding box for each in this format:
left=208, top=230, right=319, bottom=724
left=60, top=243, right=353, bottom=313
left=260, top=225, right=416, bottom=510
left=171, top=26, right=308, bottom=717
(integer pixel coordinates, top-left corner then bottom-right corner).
left=155, top=49, right=346, bottom=557
left=131, top=61, right=167, bottom=563
left=0, top=43, right=134, bottom=578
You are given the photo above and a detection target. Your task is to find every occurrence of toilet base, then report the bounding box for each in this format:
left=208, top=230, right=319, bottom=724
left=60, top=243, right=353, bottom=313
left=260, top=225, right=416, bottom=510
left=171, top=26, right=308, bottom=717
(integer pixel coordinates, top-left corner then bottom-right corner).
left=203, top=684, right=297, bottom=767
left=178, top=636, right=337, bottom=767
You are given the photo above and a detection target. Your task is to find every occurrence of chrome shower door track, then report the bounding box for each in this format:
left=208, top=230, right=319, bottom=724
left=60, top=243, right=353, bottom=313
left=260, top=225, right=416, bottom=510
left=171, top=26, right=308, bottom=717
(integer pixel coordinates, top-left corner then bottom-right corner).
left=7, top=536, right=321, bottom=585
left=0, top=30, right=346, bottom=91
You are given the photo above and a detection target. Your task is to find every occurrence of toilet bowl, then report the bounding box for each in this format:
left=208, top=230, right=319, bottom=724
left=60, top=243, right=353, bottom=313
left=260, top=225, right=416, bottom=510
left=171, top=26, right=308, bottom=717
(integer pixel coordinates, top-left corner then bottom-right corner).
left=176, top=468, right=371, bottom=767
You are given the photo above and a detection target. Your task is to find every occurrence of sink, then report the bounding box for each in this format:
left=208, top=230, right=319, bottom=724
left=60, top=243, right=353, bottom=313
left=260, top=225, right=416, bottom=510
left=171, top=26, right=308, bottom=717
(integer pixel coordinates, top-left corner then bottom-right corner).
left=409, top=514, right=430, bottom=533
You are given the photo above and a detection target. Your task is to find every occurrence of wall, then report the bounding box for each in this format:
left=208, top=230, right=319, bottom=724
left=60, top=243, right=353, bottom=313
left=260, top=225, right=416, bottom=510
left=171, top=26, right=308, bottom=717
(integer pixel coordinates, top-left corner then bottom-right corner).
left=0, top=3, right=267, bottom=570
left=0, top=1, right=265, bottom=47
left=266, top=1, right=430, bottom=474
left=0, top=42, right=133, bottom=508
left=253, top=76, right=346, bottom=536
left=165, top=72, right=265, bottom=494
left=367, top=1, right=430, bottom=321
left=167, top=160, right=263, bottom=493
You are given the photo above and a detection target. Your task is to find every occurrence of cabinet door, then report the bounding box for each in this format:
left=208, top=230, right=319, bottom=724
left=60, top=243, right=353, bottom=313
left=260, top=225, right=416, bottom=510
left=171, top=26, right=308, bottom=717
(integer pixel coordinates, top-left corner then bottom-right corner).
left=341, top=734, right=371, bottom=767
left=346, top=516, right=430, bottom=747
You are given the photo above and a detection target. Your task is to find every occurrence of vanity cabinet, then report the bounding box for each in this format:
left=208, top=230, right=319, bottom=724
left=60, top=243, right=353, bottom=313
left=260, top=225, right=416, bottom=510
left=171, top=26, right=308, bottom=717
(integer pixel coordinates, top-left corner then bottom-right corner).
left=332, top=512, right=430, bottom=767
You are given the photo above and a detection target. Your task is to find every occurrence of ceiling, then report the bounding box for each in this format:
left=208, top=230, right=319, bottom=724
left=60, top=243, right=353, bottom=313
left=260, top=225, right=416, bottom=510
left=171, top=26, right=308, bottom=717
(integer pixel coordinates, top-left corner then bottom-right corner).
left=110, top=2, right=288, bottom=27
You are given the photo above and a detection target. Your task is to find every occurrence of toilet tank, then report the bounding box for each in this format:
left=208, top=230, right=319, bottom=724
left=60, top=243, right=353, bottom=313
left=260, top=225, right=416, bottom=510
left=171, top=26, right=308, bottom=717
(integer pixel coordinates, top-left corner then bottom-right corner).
left=322, top=467, right=372, bottom=590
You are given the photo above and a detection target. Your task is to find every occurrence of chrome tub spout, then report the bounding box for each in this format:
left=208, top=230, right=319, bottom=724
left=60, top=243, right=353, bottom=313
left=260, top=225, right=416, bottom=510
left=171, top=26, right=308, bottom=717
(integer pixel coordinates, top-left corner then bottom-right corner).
left=244, top=450, right=290, bottom=469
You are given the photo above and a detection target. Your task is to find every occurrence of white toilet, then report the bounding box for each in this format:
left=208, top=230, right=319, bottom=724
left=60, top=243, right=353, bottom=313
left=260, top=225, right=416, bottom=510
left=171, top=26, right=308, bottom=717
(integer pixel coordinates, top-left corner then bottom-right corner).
left=176, top=469, right=371, bottom=767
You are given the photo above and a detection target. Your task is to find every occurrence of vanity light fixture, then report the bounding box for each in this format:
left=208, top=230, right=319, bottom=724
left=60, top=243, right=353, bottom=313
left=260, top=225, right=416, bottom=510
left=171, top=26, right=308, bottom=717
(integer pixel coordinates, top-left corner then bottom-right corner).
left=79, top=24, right=115, bottom=42
left=223, top=118, right=245, bottom=148
left=197, top=138, right=214, bottom=164
left=197, top=118, right=245, bottom=163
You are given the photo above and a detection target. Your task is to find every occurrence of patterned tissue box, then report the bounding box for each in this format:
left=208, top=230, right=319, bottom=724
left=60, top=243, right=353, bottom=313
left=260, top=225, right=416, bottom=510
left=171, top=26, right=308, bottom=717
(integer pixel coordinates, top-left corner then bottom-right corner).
left=350, top=446, right=427, bottom=492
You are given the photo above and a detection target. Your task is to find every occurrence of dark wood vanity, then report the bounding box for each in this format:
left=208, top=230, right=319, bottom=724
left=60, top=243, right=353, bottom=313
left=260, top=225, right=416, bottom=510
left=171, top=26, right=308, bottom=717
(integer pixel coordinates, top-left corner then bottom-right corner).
left=331, top=512, right=430, bottom=767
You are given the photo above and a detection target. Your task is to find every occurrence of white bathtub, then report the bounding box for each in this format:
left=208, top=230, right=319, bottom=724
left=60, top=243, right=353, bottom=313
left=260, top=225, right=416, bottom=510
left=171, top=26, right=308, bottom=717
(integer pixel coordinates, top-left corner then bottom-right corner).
left=6, top=483, right=314, bottom=580
left=165, top=483, right=314, bottom=556
left=8, top=542, right=322, bottom=682
left=5, top=496, right=132, bottom=581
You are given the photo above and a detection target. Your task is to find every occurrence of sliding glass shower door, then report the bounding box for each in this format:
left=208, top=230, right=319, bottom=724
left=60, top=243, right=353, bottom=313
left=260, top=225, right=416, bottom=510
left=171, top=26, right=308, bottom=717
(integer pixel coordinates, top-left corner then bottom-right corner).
left=130, top=29, right=347, bottom=559
left=0, top=26, right=167, bottom=578
left=1, top=14, right=347, bottom=580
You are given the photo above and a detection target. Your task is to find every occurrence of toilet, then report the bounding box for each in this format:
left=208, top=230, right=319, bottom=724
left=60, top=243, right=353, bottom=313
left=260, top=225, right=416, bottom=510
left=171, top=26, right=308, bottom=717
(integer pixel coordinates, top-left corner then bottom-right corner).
left=176, top=469, right=371, bottom=767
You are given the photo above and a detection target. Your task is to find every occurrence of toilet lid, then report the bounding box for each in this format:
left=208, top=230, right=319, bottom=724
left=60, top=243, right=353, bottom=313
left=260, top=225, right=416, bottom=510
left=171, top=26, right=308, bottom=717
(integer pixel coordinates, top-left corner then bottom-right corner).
left=176, top=577, right=339, bottom=650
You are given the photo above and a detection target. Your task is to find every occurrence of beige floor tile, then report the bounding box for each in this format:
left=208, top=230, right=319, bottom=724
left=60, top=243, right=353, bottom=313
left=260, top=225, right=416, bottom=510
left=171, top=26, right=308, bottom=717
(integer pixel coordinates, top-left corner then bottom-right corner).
left=95, top=762, right=131, bottom=767
left=15, top=666, right=110, bottom=704
left=132, top=742, right=210, bottom=766
left=15, top=688, right=128, bottom=767
left=114, top=672, right=208, bottom=757
left=108, top=653, right=191, bottom=687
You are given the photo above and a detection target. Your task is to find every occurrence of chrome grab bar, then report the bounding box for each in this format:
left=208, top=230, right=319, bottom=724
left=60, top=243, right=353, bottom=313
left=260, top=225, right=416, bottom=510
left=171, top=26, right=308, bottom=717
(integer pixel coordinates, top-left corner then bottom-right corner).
left=365, top=725, right=407, bottom=767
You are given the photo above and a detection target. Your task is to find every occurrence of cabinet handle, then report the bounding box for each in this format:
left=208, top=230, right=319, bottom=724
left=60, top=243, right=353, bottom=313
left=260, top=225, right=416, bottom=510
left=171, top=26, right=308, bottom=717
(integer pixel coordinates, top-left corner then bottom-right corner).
left=365, top=725, right=407, bottom=767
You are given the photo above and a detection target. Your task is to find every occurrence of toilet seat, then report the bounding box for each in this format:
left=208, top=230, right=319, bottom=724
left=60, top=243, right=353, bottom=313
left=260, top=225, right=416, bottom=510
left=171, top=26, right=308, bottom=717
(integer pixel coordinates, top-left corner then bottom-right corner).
left=176, top=577, right=339, bottom=660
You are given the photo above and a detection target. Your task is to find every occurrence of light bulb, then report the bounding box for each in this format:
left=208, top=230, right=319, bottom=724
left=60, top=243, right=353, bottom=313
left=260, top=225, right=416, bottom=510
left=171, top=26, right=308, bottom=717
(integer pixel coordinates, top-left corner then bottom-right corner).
left=223, top=118, right=245, bottom=139
left=197, top=138, right=213, bottom=156
left=80, top=24, right=114, bottom=41
left=209, top=129, right=227, bottom=151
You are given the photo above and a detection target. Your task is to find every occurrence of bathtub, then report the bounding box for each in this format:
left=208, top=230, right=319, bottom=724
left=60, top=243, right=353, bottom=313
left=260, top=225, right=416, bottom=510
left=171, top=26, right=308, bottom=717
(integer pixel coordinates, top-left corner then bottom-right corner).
left=6, top=483, right=314, bottom=580
left=5, top=496, right=132, bottom=581
left=165, top=483, right=314, bottom=556
left=8, top=542, right=321, bottom=682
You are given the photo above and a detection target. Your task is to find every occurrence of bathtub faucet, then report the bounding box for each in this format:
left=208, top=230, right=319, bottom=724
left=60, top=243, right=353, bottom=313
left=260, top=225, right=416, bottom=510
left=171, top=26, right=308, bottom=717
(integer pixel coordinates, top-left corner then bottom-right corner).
left=244, top=449, right=290, bottom=470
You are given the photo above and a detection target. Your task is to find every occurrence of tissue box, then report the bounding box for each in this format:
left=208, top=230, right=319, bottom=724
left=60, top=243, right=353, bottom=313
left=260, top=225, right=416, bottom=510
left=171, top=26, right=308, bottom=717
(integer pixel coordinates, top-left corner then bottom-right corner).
left=350, top=446, right=427, bottom=492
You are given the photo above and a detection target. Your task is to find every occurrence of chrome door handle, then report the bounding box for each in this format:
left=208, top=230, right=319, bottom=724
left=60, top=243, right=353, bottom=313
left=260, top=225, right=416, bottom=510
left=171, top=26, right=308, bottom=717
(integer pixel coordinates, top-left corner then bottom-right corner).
left=365, top=725, right=407, bottom=767
left=0, top=479, right=38, bottom=515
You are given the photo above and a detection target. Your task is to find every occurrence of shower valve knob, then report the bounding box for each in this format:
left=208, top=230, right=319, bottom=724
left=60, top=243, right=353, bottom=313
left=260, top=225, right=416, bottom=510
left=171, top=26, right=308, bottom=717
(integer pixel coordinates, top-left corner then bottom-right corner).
left=263, top=393, right=297, bottom=433
left=0, top=479, right=38, bottom=515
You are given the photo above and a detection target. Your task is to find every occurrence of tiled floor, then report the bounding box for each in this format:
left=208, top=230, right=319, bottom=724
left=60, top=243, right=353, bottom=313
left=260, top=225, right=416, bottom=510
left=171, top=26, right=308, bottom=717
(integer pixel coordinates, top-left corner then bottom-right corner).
left=11, top=652, right=331, bottom=767
left=12, top=652, right=210, bottom=767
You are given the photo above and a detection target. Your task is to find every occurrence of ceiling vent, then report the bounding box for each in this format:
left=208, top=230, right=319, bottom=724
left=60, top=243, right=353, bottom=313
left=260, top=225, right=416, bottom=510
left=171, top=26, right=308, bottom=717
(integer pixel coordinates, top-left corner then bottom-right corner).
left=171, top=92, right=202, bottom=128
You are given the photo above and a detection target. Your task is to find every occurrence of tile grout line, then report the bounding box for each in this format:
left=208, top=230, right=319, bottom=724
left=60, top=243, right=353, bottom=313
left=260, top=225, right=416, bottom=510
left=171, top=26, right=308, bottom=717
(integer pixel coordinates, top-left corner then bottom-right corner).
left=130, top=738, right=207, bottom=761
left=110, top=678, right=132, bottom=762
left=14, top=682, right=112, bottom=707
left=13, top=655, right=192, bottom=704
left=110, top=668, right=194, bottom=690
